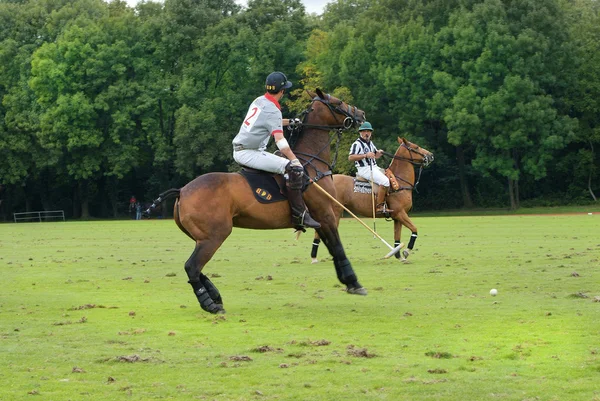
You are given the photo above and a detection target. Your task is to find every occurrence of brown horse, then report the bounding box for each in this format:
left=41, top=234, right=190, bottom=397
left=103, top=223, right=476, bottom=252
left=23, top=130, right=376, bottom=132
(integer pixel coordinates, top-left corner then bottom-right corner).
left=311, top=137, right=433, bottom=262
left=146, top=89, right=367, bottom=314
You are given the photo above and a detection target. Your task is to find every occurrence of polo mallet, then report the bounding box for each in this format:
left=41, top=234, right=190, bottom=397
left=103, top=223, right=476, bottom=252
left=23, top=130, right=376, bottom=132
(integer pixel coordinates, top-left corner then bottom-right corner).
left=369, top=160, right=377, bottom=236
left=310, top=179, right=402, bottom=259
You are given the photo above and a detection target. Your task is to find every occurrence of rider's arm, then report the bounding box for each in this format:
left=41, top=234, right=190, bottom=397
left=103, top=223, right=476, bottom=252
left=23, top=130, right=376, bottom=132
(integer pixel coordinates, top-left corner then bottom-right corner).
left=274, top=131, right=297, bottom=161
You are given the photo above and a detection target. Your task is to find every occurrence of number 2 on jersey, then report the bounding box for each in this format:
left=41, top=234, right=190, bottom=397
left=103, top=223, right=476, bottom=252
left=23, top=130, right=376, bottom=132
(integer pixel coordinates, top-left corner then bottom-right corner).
left=243, top=106, right=261, bottom=129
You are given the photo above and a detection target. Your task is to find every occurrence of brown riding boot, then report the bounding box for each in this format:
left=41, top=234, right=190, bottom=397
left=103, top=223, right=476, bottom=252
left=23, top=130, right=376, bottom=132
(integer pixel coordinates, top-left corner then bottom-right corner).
left=286, top=164, right=321, bottom=230
left=375, top=185, right=393, bottom=214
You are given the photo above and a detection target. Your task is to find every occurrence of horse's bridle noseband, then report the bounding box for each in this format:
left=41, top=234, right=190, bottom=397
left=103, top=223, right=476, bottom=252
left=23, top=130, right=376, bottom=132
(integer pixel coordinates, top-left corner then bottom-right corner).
left=383, top=142, right=434, bottom=193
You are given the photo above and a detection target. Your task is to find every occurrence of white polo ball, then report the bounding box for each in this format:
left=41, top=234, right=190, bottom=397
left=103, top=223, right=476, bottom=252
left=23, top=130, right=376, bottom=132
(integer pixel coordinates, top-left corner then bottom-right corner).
left=490, top=288, right=498, bottom=296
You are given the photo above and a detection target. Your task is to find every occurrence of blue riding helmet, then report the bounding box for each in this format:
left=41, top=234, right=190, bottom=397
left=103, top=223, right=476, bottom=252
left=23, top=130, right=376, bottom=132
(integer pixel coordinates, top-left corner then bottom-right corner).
left=265, top=72, right=293, bottom=94
left=359, top=121, right=373, bottom=131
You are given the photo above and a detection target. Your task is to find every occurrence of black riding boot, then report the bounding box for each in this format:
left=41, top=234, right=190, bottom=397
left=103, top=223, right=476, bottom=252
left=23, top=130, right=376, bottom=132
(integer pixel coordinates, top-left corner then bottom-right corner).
left=286, top=163, right=321, bottom=230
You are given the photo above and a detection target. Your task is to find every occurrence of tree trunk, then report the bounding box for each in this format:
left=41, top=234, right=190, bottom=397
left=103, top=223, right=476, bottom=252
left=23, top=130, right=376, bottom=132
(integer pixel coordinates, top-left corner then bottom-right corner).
left=589, top=140, right=597, bottom=201
left=72, top=185, right=79, bottom=218
left=78, top=180, right=90, bottom=219
left=456, top=145, right=474, bottom=208
left=509, top=150, right=520, bottom=210
left=508, top=178, right=517, bottom=210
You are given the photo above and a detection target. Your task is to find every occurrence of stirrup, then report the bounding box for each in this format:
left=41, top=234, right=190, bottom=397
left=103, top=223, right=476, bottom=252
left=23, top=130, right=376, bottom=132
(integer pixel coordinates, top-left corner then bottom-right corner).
left=293, top=211, right=321, bottom=230
left=376, top=203, right=393, bottom=215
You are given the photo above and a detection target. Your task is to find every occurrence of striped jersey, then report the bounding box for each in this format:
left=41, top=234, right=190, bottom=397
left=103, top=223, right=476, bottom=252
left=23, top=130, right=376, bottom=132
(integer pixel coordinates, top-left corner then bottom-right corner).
left=233, top=93, right=283, bottom=151
left=349, top=137, right=378, bottom=168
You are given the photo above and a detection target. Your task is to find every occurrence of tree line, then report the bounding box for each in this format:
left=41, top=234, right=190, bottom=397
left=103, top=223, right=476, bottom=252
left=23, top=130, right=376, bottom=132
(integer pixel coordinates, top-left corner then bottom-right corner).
left=1, top=0, right=598, bottom=220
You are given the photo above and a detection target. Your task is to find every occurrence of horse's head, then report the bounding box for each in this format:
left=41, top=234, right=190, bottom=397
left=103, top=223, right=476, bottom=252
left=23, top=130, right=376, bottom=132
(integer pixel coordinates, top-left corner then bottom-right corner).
left=304, top=89, right=366, bottom=129
left=395, top=137, right=434, bottom=167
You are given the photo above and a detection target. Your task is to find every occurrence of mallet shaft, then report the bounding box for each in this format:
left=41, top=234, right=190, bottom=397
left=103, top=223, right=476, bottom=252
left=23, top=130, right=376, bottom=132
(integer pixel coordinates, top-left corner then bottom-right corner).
left=310, top=179, right=402, bottom=258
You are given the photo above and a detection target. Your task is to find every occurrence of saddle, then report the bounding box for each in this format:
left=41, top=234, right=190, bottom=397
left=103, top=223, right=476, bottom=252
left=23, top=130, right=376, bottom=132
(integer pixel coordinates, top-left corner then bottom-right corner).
left=238, top=168, right=288, bottom=204
left=353, top=168, right=399, bottom=192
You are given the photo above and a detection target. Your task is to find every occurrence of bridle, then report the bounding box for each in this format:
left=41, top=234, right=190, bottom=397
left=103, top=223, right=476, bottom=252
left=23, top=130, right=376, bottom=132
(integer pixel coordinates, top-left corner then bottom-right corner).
left=290, top=94, right=364, bottom=182
left=383, top=142, right=433, bottom=167
left=383, top=142, right=434, bottom=192
left=299, top=94, right=363, bottom=131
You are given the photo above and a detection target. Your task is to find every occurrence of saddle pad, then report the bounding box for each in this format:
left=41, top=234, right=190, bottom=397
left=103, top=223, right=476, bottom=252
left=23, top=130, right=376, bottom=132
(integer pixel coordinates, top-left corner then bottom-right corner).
left=353, top=179, right=372, bottom=194
left=238, top=169, right=287, bottom=204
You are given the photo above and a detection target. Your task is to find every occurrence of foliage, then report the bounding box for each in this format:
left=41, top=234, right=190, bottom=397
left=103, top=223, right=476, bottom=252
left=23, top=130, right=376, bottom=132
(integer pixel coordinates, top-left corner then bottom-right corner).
left=1, top=0, right=599, bottom=220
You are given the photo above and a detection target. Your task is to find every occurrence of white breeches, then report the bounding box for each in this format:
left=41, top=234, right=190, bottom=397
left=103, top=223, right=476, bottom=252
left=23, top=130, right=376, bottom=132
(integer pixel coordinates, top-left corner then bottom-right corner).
left=233, top=149, right=289, bottom=174
left=357, top=165, right=389, bottom=187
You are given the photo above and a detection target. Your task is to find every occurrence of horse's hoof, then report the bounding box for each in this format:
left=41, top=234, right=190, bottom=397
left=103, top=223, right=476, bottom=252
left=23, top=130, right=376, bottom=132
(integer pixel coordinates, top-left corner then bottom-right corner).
left=347, top=287, right=368, bottom=296
left=402, top=250, right=410, bottom=259
left=205, top=303, right=225, bottom=314
left=311, top=258, right=319, bottom=264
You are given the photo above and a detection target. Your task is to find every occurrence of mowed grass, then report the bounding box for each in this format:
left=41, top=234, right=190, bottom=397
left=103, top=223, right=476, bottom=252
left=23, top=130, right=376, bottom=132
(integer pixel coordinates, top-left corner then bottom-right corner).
left=1, top=213, right=599, bottom=401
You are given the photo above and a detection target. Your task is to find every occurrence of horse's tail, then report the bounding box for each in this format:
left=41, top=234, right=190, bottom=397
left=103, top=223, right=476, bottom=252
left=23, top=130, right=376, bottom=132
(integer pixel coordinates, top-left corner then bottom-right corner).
left=143, top=188, right=181, bottom=217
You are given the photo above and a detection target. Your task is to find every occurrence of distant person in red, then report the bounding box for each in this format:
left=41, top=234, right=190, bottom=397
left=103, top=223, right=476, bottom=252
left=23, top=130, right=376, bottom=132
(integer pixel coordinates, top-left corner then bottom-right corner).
left=129, top=195, right=137, bottom=219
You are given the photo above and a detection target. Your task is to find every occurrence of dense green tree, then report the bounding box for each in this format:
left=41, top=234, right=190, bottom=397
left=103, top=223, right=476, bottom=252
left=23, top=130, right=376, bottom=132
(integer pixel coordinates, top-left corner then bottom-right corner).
left=30, top=4, right=151, bottom=217
left=1, top=0, right=599, bottom=220
left=434, top=0, right=577, bottom=209
left=562, top=0, right=600, bottom=201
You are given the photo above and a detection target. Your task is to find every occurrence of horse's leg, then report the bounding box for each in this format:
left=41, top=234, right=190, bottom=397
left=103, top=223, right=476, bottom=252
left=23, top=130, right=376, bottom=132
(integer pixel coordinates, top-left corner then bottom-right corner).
left=311, top=194, right=343, bottom=264
left=317, top=218, right=366, bottom=296
left=393, top=218, right=403, bottom=260
left=395, top=210, right=418, bottom=261
left=184, top=239, right=228, bottom=314
left=310, top=231, right=321, bottom=264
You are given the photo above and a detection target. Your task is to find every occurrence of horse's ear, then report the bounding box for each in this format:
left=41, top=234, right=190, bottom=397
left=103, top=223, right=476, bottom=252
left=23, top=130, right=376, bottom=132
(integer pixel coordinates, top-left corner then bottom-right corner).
left=397, top=137, right=404, bottom=144
left=305, top=89, right=316, bottom=99
left=316, top=88, right=326, bottom=99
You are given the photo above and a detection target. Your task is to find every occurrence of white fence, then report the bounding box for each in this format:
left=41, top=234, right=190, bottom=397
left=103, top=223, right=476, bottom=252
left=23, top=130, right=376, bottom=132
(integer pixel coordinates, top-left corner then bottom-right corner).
left=13, top=210, right=65, bottom=223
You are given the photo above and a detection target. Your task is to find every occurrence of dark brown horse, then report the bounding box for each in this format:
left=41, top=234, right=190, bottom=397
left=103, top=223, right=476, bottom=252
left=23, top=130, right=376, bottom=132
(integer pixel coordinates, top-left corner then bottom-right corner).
left=311, top=137, right=433, bottom=262
left=146, top=89, right=367, bottom=314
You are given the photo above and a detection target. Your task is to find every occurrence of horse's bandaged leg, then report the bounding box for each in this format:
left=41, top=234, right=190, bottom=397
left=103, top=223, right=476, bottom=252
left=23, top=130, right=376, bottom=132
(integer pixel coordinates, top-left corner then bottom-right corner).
left=188, top=280, right=224, bottom=314
left=200, top=273, right=223, bottom=306
left=311, top=238, right=321, bottom=259
left=334, top=258, right=358, bottom=287
left=394, top=240, right=402, bottom=259
left=408, top=232, right=417, bottom=249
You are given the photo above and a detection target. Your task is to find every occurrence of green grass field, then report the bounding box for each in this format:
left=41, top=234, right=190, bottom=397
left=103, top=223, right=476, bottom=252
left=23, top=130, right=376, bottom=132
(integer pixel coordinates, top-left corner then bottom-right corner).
left=1, top=211, right=599, bottom=400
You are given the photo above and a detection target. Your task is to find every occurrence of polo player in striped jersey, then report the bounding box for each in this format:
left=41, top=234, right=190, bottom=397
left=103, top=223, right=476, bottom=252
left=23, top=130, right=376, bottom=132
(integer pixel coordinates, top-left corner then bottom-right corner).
left=348, top=121, right=393, bottom=214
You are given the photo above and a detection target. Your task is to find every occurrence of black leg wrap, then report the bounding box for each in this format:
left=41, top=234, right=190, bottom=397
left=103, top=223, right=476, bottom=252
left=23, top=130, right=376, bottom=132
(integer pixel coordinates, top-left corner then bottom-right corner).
left=408, top=232, right=417, bottom=249
left=311, top=238, right=321, bottom=258
left=394, top=240, right=402, bottom=259
left=200, top=274, right=223, bottom=306
left=188, top=280, right=224, bottom=314
left=334, top=258, right=358, bottom=287
left=335, top=258, right=366, bottom=295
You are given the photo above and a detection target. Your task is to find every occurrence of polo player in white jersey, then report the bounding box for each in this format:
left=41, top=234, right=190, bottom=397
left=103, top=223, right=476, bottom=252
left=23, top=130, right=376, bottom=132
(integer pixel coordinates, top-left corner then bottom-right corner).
left=232, top=71, right=320, bottom=230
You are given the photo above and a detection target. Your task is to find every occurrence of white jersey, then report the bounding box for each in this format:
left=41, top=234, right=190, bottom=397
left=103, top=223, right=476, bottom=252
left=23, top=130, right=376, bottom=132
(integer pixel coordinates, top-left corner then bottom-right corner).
left=233, top=93, right=283, bottom=151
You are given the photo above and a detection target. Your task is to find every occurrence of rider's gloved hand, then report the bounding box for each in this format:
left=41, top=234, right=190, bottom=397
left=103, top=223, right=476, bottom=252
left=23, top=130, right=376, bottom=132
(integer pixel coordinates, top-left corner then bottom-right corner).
left=290, top=159, right=302, bottom=168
